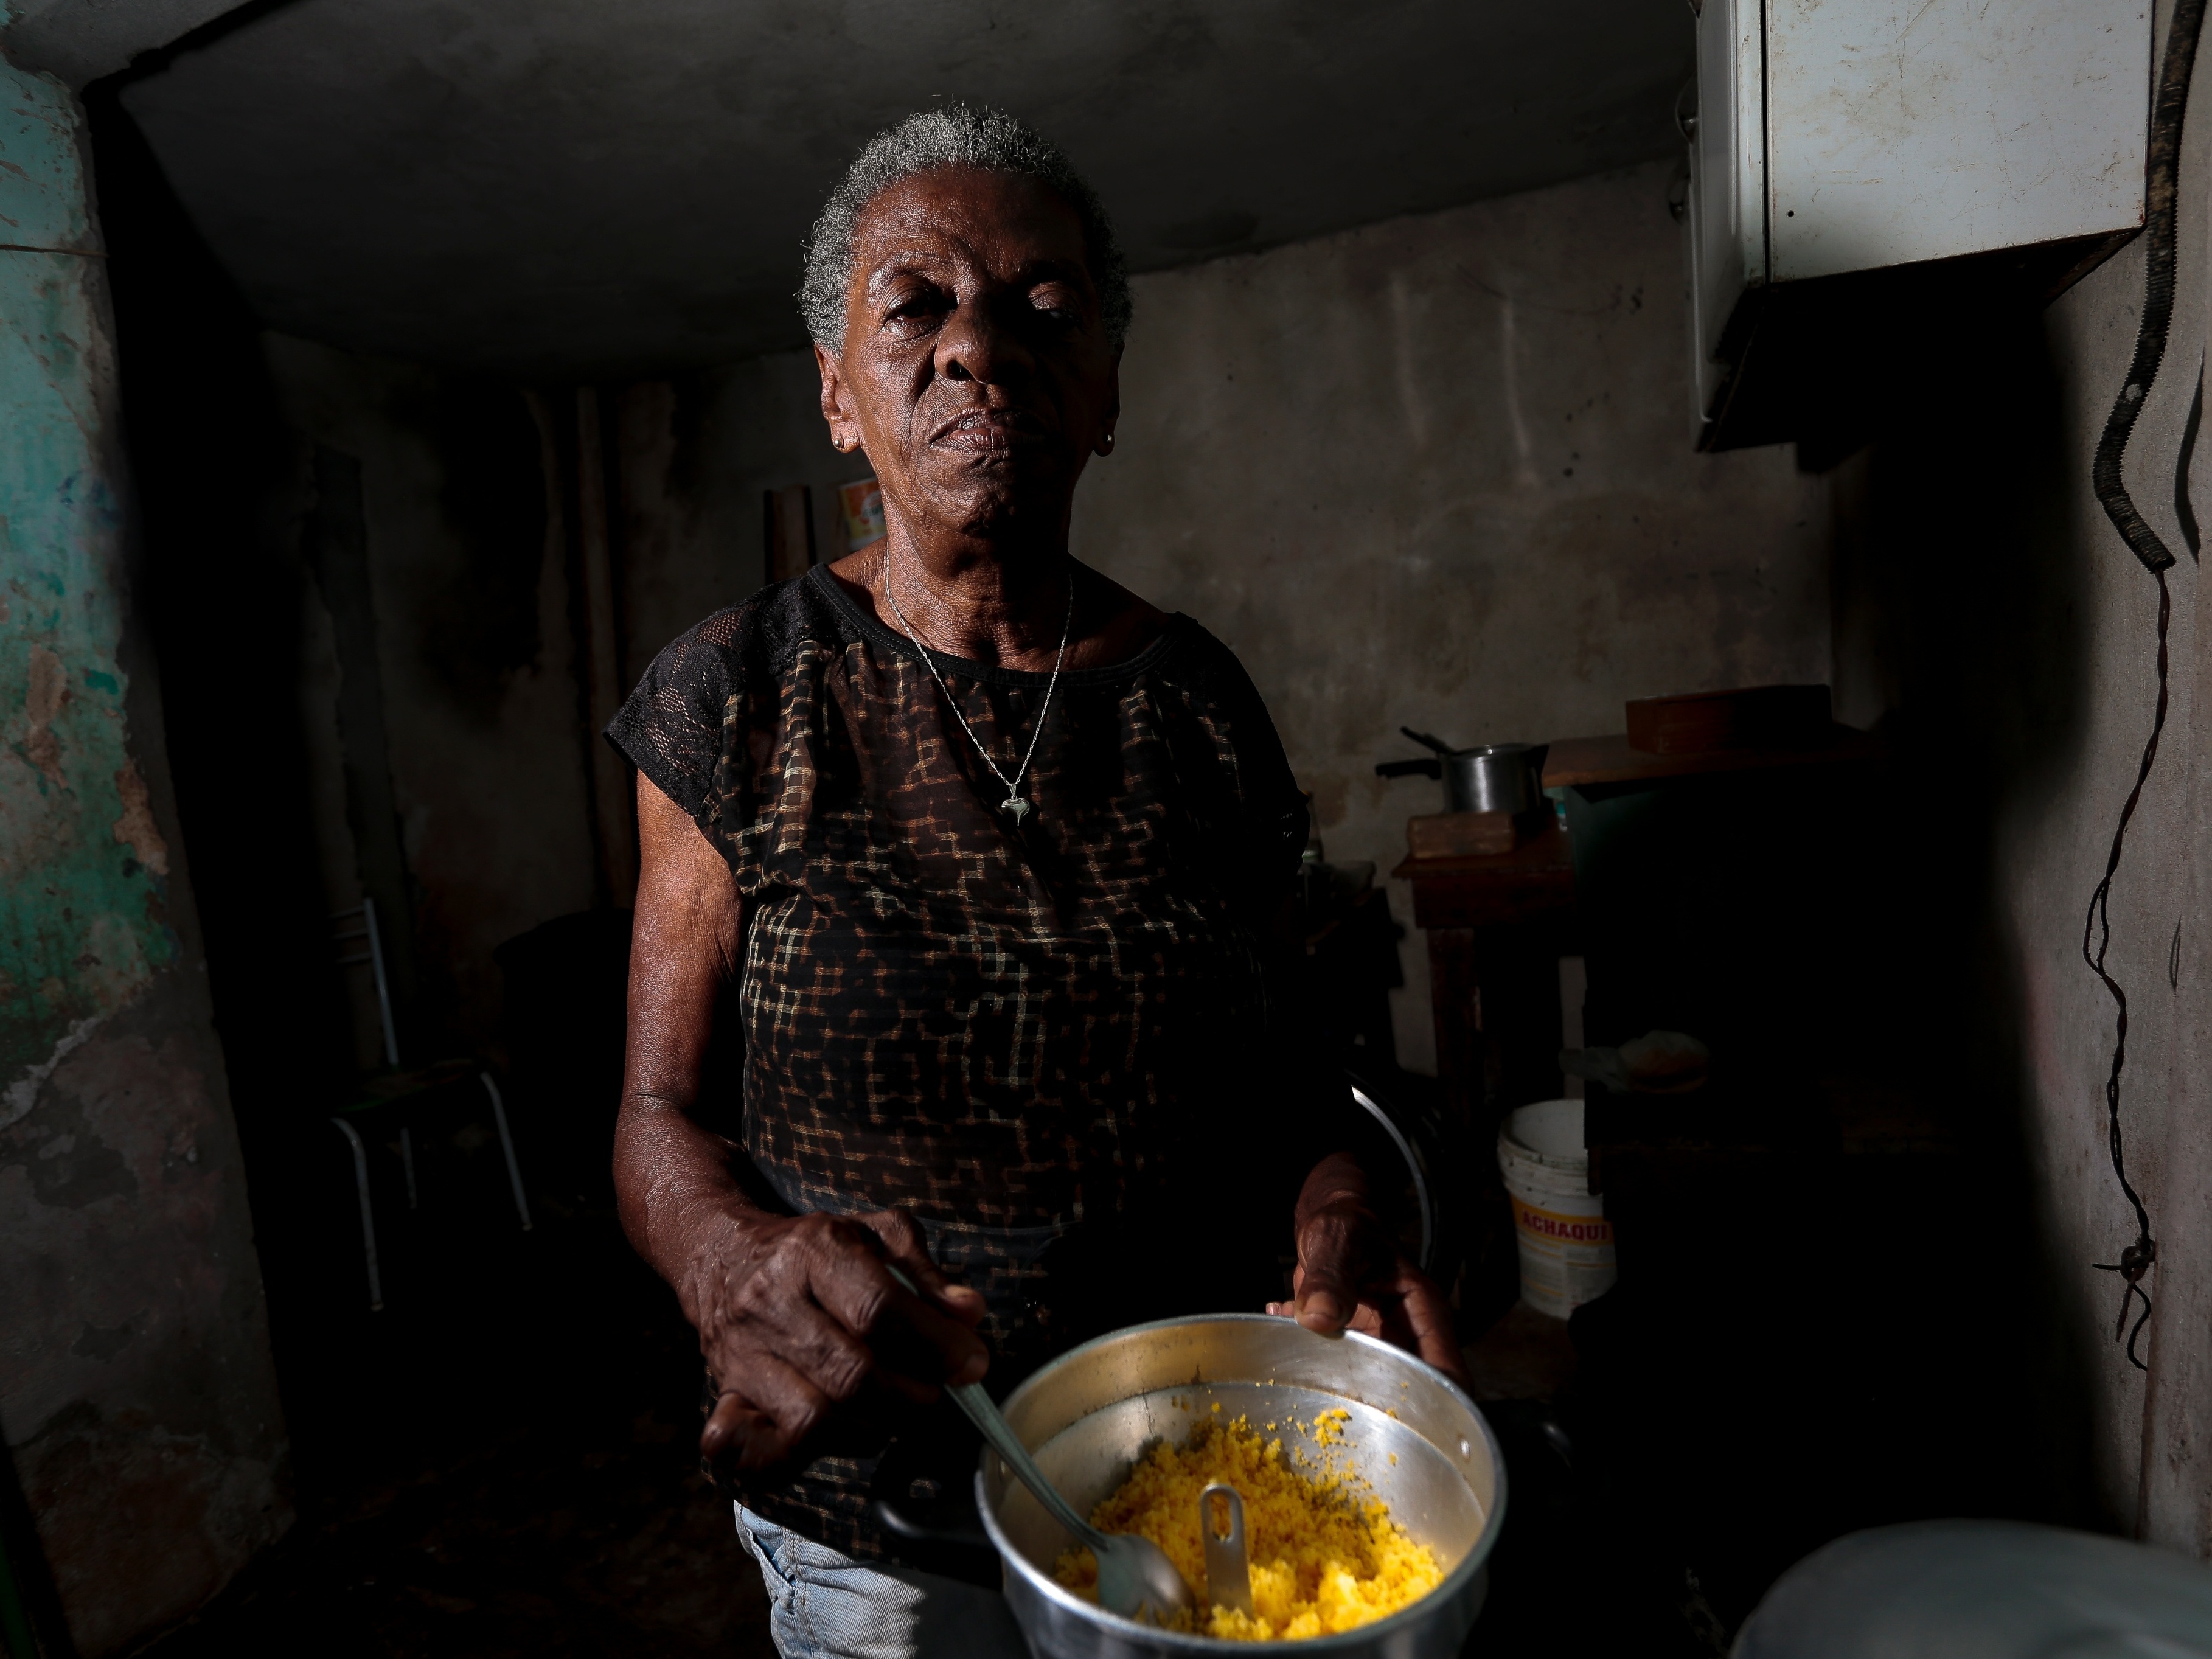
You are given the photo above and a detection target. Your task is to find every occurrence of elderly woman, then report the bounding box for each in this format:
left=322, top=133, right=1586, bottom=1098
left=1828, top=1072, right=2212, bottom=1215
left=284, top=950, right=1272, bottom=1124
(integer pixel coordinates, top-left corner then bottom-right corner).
left=608, top=105, right=1459, bottom=1659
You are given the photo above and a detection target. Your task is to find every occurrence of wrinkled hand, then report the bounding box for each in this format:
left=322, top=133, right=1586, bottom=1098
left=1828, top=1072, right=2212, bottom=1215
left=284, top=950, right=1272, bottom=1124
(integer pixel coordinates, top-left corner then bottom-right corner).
left=1268, top=1193, right=1466, bottom=1383
left=689, top=1208, right=987, bottom=1475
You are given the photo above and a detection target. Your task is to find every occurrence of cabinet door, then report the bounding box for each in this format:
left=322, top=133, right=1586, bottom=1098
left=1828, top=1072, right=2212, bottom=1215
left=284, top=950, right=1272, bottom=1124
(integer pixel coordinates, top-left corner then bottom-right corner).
left=1765, top=0, right=2148, bottom=282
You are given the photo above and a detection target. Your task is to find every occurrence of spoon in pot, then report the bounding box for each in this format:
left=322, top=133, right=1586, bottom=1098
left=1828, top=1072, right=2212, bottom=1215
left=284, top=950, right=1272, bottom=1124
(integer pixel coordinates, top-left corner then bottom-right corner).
left=884, top=1265, right=1192, bottom=1623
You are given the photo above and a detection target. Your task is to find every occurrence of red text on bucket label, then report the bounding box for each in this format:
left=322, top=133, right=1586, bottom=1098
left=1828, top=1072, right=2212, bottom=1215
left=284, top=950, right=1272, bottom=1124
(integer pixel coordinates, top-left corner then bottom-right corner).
left=1509, top=1196, right=1615, bottom=1248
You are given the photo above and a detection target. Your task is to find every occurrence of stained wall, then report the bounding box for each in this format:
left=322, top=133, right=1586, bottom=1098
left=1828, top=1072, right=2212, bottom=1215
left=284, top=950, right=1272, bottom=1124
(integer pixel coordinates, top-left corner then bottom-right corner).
left=0, top=58, right=289, bottom=1656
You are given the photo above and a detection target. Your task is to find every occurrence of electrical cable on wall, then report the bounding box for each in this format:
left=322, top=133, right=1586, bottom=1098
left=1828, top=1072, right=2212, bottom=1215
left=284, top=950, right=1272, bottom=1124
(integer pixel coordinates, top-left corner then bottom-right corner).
left=2085, top=0, right=2206, bottom=1372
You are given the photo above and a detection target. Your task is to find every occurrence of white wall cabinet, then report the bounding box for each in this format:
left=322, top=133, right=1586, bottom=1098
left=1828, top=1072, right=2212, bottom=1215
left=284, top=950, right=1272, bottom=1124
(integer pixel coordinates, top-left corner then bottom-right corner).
left=1687, top=0, right=2152, bottom=453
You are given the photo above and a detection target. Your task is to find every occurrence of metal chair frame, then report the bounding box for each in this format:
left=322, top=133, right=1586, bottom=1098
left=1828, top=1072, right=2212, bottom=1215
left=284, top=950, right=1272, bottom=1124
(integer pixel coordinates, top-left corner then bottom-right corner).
left=329, top=899, right=532, bottom=1311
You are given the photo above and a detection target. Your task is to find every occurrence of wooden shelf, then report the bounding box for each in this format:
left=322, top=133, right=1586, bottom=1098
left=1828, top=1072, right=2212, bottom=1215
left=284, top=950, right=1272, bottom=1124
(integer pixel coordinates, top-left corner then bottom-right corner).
left=1391, top=817, right=1571, bottom=879
left=1393, top=818, right=1576, bottom=1130
left=1540, top=724, right=1882, bottom=790
left=1391, top=819, right=1574, bottom=930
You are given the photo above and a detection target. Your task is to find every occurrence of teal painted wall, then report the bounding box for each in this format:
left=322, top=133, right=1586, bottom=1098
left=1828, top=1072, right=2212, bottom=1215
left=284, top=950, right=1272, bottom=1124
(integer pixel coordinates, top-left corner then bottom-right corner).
left=0, top=47, right=291, bottom=1656
left=0, top=50, right=175, bottom=1104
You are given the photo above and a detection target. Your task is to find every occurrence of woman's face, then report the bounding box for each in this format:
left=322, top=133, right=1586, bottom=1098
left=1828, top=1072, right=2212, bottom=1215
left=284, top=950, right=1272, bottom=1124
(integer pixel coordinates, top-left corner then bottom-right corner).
left=817, top=165, right=1121, bottom=552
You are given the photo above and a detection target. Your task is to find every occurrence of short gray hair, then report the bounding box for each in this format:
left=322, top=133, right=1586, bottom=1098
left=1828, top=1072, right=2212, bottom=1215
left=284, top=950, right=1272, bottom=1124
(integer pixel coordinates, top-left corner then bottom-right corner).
left=799, top=102, right=1132, bottom=354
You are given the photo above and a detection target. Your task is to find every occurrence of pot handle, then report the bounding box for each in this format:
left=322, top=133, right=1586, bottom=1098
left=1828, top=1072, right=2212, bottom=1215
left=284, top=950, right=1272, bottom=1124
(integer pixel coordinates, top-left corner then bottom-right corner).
left=1374, top=758, right=1443, bottom=781
left=867, top=1436, right=1003, bottom=1588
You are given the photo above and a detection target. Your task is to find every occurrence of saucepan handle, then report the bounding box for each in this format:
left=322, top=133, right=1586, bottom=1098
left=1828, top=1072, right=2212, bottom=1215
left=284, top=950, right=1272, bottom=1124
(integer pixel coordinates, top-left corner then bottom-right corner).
left=1374, top=758, right=1444, bottom=780
left=867, top=1435, right=1000, bottom=1587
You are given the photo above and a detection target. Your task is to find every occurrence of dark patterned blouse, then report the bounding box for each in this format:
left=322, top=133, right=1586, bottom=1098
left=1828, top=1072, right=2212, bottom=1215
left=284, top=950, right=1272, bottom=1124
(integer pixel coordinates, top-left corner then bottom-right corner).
left=608, top=563, right=1310, bottom=1556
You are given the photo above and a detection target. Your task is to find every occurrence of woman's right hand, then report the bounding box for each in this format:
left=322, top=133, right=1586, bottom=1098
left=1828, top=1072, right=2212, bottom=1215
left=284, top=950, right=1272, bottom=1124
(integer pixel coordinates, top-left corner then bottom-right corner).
left=617, top=774, right=990, bottom=1476
left=688, top=1205, right=989, bottom=1475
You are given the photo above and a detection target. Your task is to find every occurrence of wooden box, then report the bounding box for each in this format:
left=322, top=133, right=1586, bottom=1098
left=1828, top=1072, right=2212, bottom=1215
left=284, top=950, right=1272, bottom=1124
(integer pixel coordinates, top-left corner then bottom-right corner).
left=1625, top=684, right=1832, bottom=756
left=1407, top=810, right=1522, bottom=860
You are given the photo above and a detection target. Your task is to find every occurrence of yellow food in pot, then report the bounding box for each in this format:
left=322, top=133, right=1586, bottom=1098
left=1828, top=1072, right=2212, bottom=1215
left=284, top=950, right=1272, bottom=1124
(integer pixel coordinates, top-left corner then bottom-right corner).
left=1053, top=1411, right=1444, bottom=1641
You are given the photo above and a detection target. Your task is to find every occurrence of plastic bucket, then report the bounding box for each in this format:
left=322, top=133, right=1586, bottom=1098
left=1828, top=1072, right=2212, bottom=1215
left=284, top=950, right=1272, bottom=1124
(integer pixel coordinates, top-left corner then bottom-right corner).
left=1497, top=1098, right=1617, bottom=1318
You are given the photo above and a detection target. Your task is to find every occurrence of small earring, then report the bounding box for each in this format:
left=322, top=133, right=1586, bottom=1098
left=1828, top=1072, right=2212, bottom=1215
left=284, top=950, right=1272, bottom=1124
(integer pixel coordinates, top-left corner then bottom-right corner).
left=835, top=437, right=851, bottom=453
left=1101, top=431, right=1116, bottom=453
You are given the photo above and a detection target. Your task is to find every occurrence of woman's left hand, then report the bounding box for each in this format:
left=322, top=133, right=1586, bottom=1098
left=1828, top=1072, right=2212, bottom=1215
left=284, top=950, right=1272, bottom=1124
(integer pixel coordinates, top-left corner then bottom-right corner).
left=1268, top=1154, right=1467, bottom=1383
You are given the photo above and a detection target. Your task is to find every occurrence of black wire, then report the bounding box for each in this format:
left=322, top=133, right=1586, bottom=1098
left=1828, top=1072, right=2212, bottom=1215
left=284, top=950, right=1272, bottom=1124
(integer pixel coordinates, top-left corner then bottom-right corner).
left=2083, top=569, right=2171, bottom=1372
left=2084, top=0, right=2207, bottom=1372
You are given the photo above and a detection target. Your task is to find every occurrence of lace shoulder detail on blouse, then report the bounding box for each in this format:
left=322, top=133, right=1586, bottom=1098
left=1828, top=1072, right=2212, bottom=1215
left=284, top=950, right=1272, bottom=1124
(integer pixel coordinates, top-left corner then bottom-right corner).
left=604, top=579, right=829, bottom=829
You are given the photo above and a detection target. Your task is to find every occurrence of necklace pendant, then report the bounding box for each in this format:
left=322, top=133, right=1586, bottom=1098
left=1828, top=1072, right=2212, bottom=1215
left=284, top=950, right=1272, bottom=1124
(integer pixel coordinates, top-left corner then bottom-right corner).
left=1003, top=793, right=1032, bottom=824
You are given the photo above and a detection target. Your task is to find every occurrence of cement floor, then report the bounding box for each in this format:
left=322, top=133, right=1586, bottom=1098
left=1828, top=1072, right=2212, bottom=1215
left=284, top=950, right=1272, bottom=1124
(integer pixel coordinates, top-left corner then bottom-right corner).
left=144, top=1172, right=772, bottom=1659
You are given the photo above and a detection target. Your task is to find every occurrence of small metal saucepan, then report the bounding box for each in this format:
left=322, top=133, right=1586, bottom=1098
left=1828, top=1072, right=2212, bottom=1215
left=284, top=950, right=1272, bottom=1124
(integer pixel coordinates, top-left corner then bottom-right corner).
left=1376, top=728, right=1548, bottom=816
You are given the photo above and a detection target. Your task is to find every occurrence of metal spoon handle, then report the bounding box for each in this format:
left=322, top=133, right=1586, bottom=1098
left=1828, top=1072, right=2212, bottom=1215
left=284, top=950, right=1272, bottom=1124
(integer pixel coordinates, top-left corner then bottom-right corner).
left=945, top=1380, right=1107, bottom=1548
left=878, top=1264, right=1107, bottom=1549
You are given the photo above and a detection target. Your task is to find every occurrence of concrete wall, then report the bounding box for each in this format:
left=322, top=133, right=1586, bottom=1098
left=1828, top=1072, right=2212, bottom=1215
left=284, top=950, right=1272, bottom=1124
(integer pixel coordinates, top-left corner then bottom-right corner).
left=0, top=56, right=289, bottom=1655
left=616, top=358, right=877, bottom=668
left=611, top=160, right=1834, bottom=1071
left=259, top=336, right=607, bottom=1065
left=1072, top=161, right=1833, bottom=1068
left=1828, top=18, right=2212, bottom=1540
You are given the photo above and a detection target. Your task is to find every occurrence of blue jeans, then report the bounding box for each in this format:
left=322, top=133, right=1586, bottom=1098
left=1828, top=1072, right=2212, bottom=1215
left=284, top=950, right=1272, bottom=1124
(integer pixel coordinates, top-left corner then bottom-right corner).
left=737, top=1505, right=1032, bottom=1659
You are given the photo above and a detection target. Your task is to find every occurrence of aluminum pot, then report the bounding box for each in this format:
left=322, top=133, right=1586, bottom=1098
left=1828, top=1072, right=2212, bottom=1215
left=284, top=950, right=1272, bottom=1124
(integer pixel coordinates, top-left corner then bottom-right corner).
left=976, top=1314, right=1506, bottom=1659
left=1441, top=743, right=1545, bottom=815
left=1375, top=731, right=1548, bottom=816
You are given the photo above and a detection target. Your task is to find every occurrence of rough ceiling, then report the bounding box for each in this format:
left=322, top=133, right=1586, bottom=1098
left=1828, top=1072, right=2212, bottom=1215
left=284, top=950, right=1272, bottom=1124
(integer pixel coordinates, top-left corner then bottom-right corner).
left=115, top=0, right=1693, bottom=381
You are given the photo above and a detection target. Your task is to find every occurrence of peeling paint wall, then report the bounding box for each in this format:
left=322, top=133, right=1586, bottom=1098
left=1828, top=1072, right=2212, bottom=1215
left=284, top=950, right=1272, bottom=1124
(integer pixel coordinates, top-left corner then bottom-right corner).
left=0, top=49, right=289, bottom=1657
left=612, top=161, right=1834, bottom=1070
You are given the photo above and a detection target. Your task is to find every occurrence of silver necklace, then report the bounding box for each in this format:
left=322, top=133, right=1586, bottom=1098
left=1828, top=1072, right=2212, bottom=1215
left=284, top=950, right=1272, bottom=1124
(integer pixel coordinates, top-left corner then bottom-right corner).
left=882, top=552, right=1073, bottom=825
